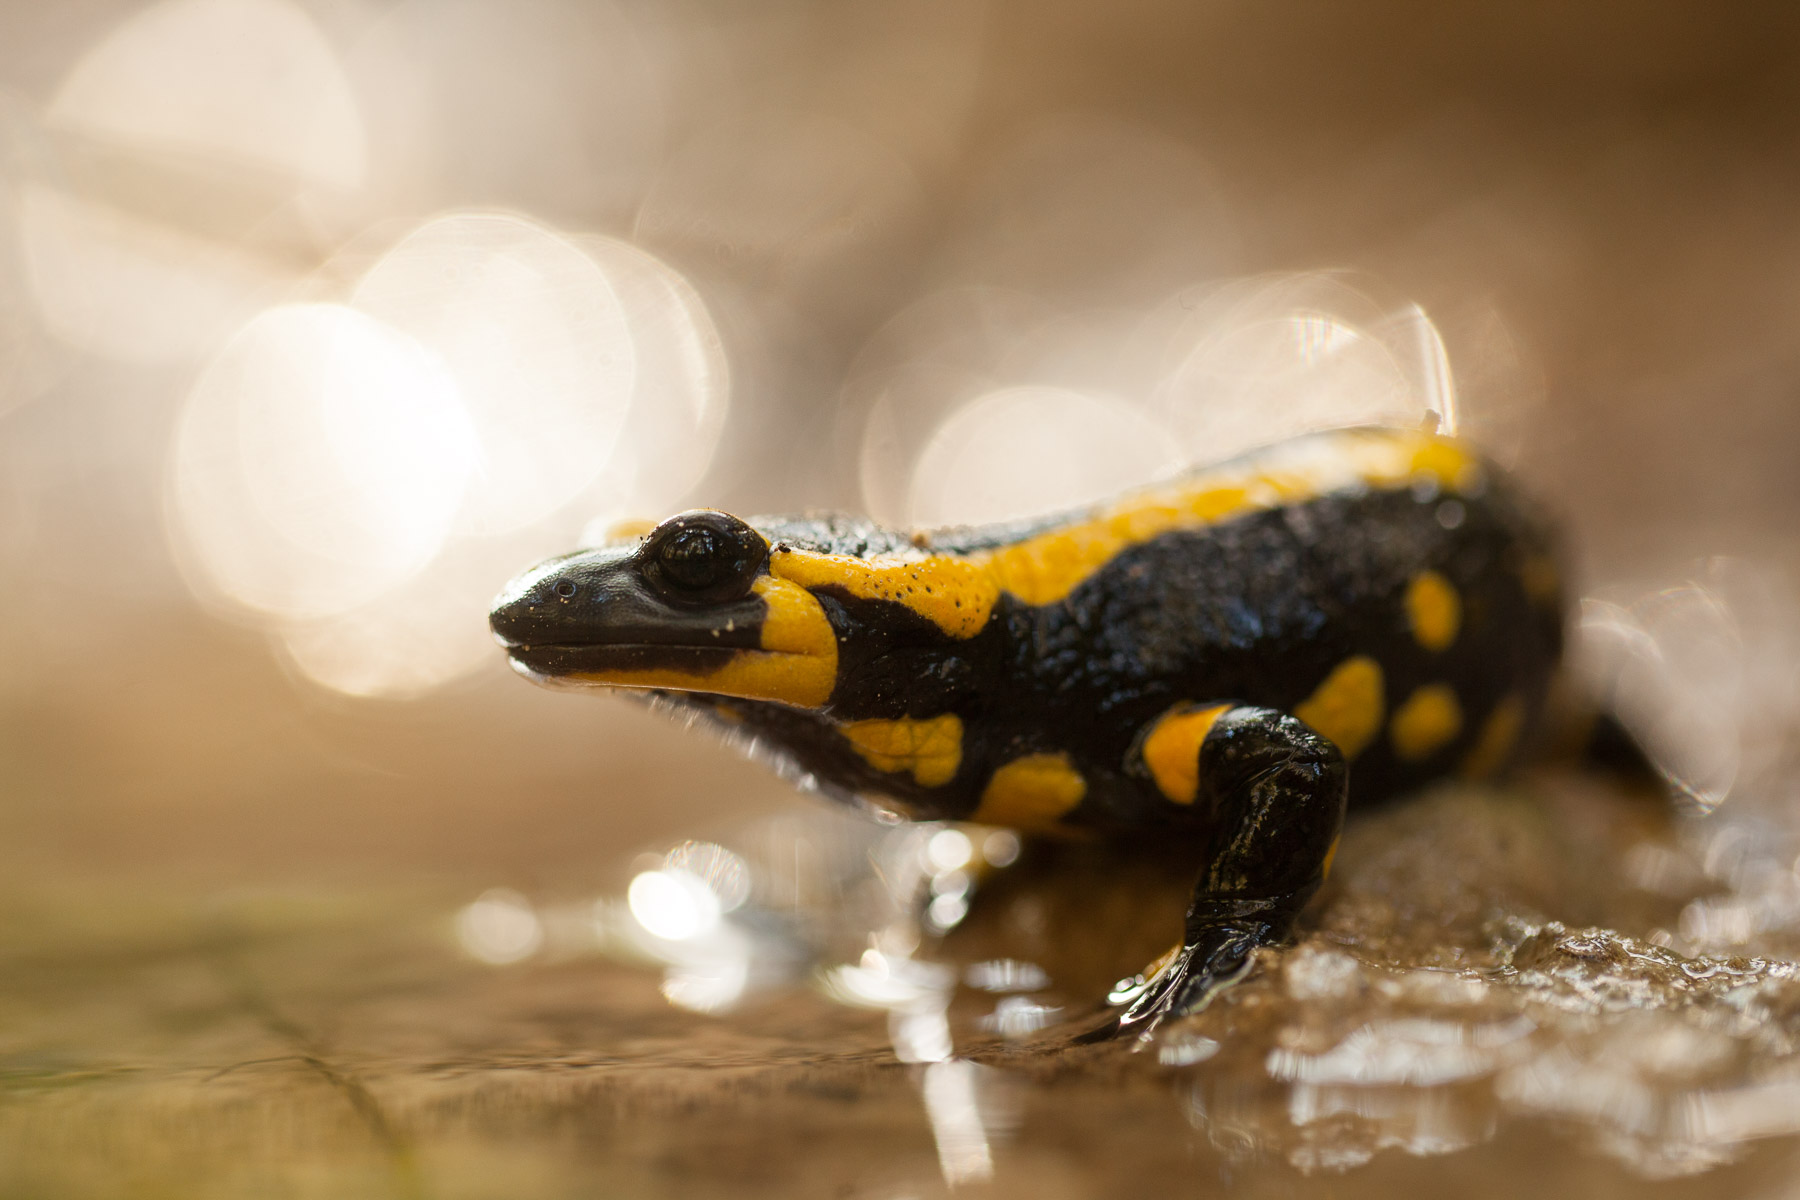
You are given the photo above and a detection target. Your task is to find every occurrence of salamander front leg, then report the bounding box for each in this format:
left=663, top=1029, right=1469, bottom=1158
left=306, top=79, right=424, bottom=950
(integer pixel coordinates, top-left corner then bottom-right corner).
left=1082, top=706, right=1348, bottom=1044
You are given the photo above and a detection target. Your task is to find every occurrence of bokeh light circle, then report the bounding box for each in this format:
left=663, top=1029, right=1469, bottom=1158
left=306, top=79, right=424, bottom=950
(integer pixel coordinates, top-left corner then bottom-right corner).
left=351, top=212, right=637, bottom=536
left=577, top=234, right=730, bottom=518
left=1146, top=275, right=1456, bottom=465
left=171, top=302, right=475, bottom=619
left=905, top=385, right=1185, bottom=528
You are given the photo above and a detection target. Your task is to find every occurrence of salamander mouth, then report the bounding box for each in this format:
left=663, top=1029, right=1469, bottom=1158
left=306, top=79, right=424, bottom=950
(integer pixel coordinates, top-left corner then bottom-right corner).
left=501, top=639, right=800, bottom=680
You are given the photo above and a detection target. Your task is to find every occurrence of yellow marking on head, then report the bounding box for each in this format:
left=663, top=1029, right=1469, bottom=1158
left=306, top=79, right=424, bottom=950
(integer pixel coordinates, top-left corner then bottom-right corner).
left=572, top=575, right=838, bottom=707
left=768, top=548, right=999, bottom=639
left=1320, top=836, right=1339, bottom=881
left=1140, top=702, right=1233, bottom=805
left=970, top=752, right=1087, bottom=831
left=968, top=429, right=1482, bottom=606
left=1519, top=553, right=1561, bottom=609
left=1405, top=570, right=1462, bottom=652
left=1461, top=693, right=1526, bottom=779
left=841, top=714, right=964, bottom=787
left=1293, top=655, right=1385, bottom=760
left=1389, top=683, right=1464, bottom=761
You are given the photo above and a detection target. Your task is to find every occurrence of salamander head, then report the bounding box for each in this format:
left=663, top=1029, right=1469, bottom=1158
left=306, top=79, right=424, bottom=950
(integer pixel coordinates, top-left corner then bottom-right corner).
left=489, top=510, right=840, bottom=708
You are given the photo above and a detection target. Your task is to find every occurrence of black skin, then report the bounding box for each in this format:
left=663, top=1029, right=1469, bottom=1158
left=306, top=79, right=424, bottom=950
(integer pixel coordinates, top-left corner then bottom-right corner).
left=1085, top=706, right=1346, bottom=1040
left=491, top=437, right=1566, bottom=1041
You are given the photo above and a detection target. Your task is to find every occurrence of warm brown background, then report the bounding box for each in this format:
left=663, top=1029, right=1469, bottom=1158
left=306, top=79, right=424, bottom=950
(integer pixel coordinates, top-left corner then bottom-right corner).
left=3, top=0, right=1799, bottom=895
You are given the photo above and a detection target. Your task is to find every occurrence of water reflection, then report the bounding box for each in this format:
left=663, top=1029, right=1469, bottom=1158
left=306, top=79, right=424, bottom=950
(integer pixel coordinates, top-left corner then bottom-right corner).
left=455, top=811, right=1050, bottom=1184
left=456, top=887, right=545, bottom=965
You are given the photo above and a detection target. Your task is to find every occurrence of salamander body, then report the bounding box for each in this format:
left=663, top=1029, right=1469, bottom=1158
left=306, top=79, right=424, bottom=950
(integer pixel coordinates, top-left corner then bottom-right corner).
left=490, top=426, right=1566, bottom=1037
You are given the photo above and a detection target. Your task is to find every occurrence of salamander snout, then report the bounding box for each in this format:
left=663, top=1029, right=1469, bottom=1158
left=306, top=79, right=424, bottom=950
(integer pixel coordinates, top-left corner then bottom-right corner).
left=487, top=551, right=620, bottom=649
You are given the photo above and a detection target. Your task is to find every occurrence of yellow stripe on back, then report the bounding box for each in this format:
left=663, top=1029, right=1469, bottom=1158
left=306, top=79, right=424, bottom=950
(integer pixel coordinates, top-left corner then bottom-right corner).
left=969, top=429, right=1482, bottom=606
left=769, top=548, right=998, bottom=639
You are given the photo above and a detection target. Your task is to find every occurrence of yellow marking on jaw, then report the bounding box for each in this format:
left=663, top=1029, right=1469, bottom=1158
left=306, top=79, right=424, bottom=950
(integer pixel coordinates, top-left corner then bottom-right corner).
left=1320, top=836, right=1340, bottom=881
left=1390, top=683, right=1464, bottom=761
left=971, top=753, right=1087, bottom=831
left=1293, top=655, right=1385, bottom=760
left=1405, top=570, right=1462, bottom=652
left=1461, top=693, right=1526, bottom=779
left=968, top=429, right=1482, bottom=606
left=768, top=548, right=999, bottom=639
left=1141, top=702, right=1233, bottom=805
left=841, top=714, right=963, bottom=787
left=573, top=575, right=838, bottom=707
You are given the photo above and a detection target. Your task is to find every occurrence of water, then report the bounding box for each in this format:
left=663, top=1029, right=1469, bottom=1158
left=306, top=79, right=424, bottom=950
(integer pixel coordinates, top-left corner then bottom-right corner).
left=10, top=763, right=1800, bottom=1198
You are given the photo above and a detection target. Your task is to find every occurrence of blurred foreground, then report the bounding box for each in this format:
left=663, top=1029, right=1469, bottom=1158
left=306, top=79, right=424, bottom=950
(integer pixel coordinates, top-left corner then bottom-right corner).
left=13, top=772, right=1800, bottom=1197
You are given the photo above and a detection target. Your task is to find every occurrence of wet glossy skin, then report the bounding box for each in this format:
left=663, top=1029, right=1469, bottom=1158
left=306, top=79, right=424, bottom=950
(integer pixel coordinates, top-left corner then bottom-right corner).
left=490, top=427, right=1566, bottom=1037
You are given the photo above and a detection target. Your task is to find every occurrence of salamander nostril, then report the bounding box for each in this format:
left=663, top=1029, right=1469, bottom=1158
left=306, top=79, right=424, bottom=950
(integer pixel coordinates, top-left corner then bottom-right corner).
left=552, top=579, right=578, bottom=599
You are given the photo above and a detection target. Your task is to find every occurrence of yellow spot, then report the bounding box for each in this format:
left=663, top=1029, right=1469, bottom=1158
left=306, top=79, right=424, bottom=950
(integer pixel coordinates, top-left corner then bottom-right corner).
left=967, top=429, right=1482, bottom=606
left=971, top=753, right=1087, bottom=831
left=1405, top=570, right=1462, bottom=652
left=1293, top=656, right=1385, bottom=760
left=1461, top=693, right=1526, bottom=779
left=1320, top=837, right=1339, bottom=881
left=841, top=714, right=964, bottom=787
left=769, top=548, right=998, bottom=639
left=1410, top=439, right=1485, bottom=494
left=1140, top=702, right=1232, bottom=805
left=1390, top=684, right=1464, bottom=761
left=574, top=575, right=838, bottom=707
left=1519, top=553, right=1561, bottom=609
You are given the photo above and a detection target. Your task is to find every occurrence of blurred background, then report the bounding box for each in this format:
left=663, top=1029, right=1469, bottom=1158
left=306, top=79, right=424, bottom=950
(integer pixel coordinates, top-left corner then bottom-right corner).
left=3, top=0, right=1800, bottom=934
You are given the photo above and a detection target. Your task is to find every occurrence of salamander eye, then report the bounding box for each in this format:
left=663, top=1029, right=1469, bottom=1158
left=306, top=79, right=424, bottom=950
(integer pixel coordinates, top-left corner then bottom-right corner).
left=660, top=528, right=725, bottom=588
left=641, top=510, right=767, bottom=603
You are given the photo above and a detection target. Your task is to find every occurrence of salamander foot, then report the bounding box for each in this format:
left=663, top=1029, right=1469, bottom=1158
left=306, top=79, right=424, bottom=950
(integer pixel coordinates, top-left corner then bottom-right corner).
left=1073, top=704, right=1346, bottom=1046
left=1074, top=922, right=1264, bottom=1045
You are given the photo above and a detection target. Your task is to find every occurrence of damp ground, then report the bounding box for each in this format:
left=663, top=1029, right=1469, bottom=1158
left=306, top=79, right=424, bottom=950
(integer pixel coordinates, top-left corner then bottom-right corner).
left=7, top=767, right=1800, bottom=1198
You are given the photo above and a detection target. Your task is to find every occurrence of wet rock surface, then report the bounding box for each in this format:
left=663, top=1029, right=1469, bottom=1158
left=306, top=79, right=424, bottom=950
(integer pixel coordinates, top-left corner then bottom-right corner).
left=6, top=773, right=1800, bottom=1197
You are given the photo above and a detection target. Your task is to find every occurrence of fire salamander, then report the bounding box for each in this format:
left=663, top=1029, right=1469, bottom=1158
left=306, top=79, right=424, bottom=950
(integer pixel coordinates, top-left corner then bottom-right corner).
left=490, top=427, right=1567, bottom=1039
